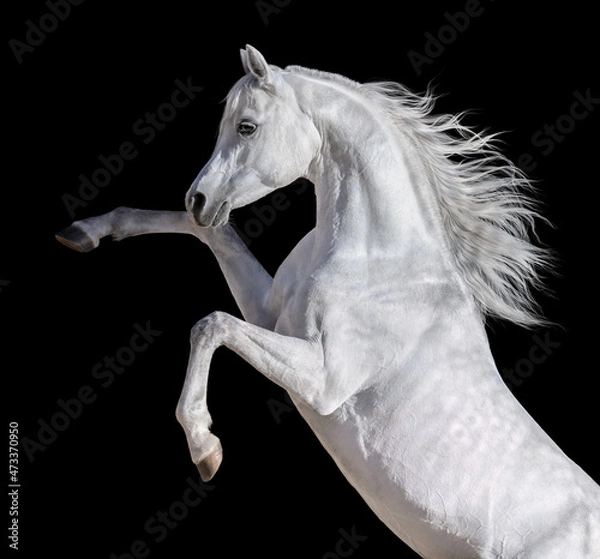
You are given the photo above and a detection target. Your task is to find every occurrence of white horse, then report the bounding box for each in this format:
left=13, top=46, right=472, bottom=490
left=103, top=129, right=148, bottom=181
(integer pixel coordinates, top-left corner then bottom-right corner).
left=56, top=46, right=599, bottom=558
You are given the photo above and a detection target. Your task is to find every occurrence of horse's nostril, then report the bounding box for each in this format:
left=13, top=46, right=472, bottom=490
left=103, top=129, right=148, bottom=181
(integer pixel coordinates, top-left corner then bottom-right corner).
left=192, top=192, right=207, bottom=212
left=190, top=192, right=209, bottom=225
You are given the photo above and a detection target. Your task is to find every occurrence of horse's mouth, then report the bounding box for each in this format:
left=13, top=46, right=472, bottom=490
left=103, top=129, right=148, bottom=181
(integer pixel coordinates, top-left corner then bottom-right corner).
left=211, top=200, right=231, bottom=227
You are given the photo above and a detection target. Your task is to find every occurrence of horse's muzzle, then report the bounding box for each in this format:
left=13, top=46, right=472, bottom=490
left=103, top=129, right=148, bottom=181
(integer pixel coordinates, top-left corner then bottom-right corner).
left=188, top=192, right=230, bottom=227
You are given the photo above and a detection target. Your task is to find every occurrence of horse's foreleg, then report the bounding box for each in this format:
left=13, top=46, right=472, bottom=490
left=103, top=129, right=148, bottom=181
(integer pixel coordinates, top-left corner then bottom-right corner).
left=176, top=311, right=326, bottom=482
left=57, top=208, right=274, bottom=326
left=56, top=207, right=202, bottom=252
left=199, top=225, right=274, bottom=328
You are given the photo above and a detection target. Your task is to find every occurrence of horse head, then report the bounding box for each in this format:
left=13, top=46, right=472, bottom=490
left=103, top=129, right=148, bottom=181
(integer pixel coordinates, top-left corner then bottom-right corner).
left=186, top=46, right=320, bottom=227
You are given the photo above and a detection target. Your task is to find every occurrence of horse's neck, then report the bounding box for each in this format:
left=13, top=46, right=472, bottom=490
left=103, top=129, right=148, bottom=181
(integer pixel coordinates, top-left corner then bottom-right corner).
left=307, top=108, right=452, bottom=281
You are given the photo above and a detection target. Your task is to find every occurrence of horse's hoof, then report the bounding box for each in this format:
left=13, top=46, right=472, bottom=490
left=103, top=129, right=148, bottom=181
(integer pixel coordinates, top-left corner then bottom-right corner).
left=196, top=440, right=223, bottom=482
left=55, top=224, right=96, bottom=253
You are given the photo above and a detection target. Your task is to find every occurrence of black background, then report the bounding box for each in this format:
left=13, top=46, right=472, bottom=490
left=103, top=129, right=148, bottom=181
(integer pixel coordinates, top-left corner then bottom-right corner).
left=3, top=1, right=598, bottom=557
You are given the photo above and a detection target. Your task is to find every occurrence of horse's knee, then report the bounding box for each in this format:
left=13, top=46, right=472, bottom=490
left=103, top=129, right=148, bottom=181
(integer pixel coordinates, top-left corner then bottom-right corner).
left=190, top=311, right=229, bottom=343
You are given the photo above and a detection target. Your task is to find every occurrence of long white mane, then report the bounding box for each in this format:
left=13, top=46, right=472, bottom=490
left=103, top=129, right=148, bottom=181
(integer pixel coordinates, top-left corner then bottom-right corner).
left=227, top=65, right=555, bottom=327
left=361, top=79, right=554, bottom=328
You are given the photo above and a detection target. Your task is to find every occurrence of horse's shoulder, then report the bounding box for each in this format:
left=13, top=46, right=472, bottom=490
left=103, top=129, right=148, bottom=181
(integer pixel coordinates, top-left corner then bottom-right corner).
left=272, top=229, right=316, bottom=289
left=265, top=229, right=316, bottom=316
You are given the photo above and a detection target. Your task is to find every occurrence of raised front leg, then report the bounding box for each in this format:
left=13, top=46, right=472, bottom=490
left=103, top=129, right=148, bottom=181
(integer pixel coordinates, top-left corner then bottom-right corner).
left=176, top=311, right=330, bottom=482
left=56, top=207, right=274, bottom=326
left=55, top=207, right=202, bottom=252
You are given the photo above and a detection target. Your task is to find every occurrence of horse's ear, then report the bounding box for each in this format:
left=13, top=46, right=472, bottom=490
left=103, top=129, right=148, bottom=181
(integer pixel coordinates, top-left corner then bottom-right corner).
left=244, top=45, right=273, bottom=86
left=240, top=48, right=250, bottom=73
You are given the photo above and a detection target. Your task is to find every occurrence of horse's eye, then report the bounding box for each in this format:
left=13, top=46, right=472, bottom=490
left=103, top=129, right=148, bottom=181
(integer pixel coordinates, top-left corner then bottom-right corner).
left=237, top=121, right=257, bottom=137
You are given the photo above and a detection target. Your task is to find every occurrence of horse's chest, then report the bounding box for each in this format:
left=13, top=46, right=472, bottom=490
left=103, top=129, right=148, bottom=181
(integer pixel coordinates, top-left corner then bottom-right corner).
left=270, top=251, right=409, bottom=341
left=272, top=268, right=339, bottom=337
